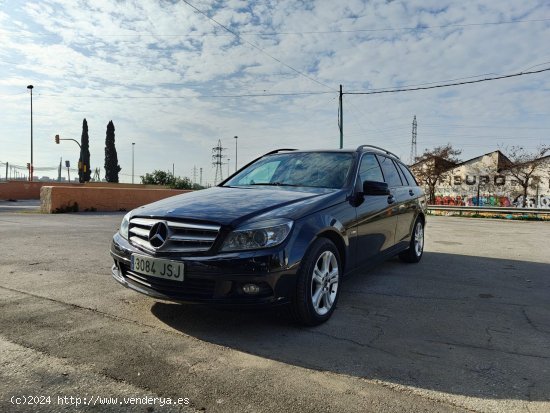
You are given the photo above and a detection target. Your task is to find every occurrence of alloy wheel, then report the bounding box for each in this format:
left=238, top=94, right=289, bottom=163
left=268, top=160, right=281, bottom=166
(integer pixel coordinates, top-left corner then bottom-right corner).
left=414, top=221, right=424, bottom=256
left=310, top=250, right=339, bottom=316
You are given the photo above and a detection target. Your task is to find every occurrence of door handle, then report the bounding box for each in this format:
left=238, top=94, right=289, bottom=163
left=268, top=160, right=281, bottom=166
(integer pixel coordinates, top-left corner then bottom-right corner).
left=387, top=195, right=395, bottom=204
left=409, top=189, right=414, bottom=196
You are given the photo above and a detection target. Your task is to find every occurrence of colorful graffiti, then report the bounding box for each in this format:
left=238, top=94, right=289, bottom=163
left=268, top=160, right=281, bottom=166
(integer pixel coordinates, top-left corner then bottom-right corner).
left=434, top=194, right=550, bottom=209
left=514, top=195, right=550, bottom=209
left=434, top=195, right=511, bottom=207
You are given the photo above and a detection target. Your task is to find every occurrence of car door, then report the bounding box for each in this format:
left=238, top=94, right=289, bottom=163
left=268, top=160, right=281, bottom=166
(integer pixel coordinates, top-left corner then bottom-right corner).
left=392, top=160, right=419, bottom=245
left=354, top=153, right=398, bottom=269
left=376, top=154, right=409, bottom=245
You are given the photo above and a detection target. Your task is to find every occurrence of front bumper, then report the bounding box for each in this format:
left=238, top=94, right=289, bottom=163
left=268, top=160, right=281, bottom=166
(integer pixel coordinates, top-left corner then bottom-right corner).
left=110, top=233, right=298, bottom=306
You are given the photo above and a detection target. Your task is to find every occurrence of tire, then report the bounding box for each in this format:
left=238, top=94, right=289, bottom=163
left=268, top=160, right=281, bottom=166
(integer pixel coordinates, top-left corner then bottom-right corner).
left=399, top=218, right=424, bottom=263
left=290, top=238, right=341, bottom=326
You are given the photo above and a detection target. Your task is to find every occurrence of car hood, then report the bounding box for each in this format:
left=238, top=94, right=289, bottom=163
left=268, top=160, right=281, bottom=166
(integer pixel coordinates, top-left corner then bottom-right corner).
left=132, top=186, right=347, bottom=227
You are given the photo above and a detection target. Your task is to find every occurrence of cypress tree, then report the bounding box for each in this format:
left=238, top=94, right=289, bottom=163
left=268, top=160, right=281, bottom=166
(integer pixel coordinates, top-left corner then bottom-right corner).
left=104, top=120, right=121, bottom=183
left=78, top=118, right=91, bottom=183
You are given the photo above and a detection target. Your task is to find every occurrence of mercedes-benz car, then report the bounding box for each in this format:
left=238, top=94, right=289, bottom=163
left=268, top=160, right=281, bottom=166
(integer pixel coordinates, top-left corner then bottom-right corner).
left=110, top=145, right=426, bottom=325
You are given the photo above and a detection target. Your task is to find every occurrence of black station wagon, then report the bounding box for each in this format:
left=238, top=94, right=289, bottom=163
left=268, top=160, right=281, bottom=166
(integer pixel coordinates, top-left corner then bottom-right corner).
left=110, top=145, right=427, bottom=325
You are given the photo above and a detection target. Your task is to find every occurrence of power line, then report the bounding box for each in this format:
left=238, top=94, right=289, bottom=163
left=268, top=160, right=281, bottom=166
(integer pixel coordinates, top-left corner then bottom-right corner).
left=352, top=72, right=502, bottom=92
left=216, top=17, right=550, bottom=36
left=34, top=91, right=333, bottom=99
left=421, top=123, right=550, bottom=130
left=344, top=67, right=550, bottom=95
left=414, top=134, right=545, bottom=140
left=25, top=66, right=549, bottom=100
left=4, top=67, right=548, bottom=102
left=179, top=0, right=335, bottom=91
left=6, top=17, right=548, bottom=38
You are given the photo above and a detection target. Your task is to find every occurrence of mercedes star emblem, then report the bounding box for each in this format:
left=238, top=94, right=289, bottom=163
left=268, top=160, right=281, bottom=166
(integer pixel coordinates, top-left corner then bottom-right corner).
left=148, top=221, right=169, bottom=248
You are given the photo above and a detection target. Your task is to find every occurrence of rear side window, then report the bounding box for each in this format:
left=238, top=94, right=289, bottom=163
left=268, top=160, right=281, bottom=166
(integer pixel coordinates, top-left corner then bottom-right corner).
left=394, top=160, right=409, bottom=185
left=397, top=163, right=418, bottom=186
left=359, top=153, right=384, bottom=183
left=377, top=155, right=403, bottom=187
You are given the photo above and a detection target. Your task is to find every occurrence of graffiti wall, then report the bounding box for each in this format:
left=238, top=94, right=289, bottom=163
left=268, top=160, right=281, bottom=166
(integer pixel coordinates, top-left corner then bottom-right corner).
left=433, top=194, right=550, bottom=209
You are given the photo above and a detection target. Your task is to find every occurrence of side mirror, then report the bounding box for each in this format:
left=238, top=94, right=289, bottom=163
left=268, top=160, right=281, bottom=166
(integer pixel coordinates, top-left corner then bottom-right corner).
left=363, top=180, right=390, bottom=196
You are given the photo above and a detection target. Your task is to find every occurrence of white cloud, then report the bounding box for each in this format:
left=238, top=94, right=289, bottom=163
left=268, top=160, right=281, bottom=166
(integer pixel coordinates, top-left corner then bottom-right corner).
left=0, top=0, right=549, bottom=184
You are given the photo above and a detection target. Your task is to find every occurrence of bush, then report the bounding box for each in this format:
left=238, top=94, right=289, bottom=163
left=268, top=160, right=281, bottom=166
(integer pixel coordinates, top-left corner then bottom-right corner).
left=140, top=170, right=202, bottom=190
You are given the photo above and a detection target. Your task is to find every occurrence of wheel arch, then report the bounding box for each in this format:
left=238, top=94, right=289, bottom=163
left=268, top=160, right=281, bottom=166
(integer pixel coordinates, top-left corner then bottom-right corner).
left=316, top=229, right=347, bottom=274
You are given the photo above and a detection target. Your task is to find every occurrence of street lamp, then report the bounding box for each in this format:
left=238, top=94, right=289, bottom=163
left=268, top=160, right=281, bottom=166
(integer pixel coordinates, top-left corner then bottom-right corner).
left=234, top=135, right=238, bottom=172
left=132, top=142, right=135, bottom=184
left=27, top=85, right=34, bottom=181
left=227, top=158, right=230, bottom=177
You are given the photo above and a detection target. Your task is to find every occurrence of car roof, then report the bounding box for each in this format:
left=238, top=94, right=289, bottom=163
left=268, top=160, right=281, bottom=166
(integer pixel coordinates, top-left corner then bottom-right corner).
left=267, top=146, right=401, bottom=162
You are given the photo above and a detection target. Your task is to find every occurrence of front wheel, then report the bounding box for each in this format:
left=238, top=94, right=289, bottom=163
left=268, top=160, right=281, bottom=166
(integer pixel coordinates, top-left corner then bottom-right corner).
left=399, top=218, right=424, bottom=263
left=291, top=238, right=341, bottom=326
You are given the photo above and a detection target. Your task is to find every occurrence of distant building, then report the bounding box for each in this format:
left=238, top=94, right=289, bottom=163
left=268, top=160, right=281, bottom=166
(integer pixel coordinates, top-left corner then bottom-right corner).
left=411, top=150, right=550, bottom=209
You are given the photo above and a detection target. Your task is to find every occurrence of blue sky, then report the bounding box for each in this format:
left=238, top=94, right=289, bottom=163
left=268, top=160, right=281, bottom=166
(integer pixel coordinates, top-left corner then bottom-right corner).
left=1, top=0, right=549, bottom=184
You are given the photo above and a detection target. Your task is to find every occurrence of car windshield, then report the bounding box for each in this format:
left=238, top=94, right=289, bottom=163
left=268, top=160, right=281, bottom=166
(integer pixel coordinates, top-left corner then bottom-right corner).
left=223, top=152, right=354, bottom=189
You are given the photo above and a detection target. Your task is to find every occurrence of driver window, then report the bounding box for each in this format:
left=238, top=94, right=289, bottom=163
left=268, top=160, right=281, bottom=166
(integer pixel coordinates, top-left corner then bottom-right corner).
left=359, top=154, right=384, bottom=183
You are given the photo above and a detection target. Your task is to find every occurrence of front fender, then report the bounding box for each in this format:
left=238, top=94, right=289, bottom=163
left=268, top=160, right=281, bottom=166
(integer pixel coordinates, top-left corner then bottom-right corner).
left=284, top=206, right=352, bottom=273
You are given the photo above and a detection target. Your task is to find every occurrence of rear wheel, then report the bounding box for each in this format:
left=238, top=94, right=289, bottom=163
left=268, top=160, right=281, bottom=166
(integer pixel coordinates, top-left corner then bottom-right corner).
left=399, top=218, right=424, bottom=263
left=290, top=238, right=341, bottom=326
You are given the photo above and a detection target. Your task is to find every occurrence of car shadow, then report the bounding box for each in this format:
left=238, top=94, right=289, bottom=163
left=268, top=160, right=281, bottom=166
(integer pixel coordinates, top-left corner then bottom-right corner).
left=151, top=252, right=550, bottom=402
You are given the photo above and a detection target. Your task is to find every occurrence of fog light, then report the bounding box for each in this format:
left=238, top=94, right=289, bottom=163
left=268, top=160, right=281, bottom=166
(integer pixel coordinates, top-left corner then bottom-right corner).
left=242, top=283, right=260, bottom=295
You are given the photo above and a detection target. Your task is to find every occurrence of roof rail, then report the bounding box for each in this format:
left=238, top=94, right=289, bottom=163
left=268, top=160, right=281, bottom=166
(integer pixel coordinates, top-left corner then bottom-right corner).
left=356, top=145, right=400, bottom=160
left=264, top=148, right=298, bottom=155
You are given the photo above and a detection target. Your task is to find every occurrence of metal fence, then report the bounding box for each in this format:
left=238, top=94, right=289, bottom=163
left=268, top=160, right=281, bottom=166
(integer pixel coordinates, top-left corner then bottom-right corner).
left=428, top=205, right=550, bottom=218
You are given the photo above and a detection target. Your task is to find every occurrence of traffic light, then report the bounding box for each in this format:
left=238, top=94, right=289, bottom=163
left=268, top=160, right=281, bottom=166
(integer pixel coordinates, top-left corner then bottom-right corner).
left=55, top=134, right=60, bottom=144
left=26, top=163, right=30, bottom=170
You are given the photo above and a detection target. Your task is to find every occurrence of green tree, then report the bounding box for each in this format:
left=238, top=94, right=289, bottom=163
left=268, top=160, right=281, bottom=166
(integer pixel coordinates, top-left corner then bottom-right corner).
left=172, top=176, right=194, bottom=190
left=140, top=170, right=198, bottom=190
left=104, top=120, right=121, bottom=183
left=141, top=170, right=173, bottom=186
left=78, top=118, right=91, bottom=183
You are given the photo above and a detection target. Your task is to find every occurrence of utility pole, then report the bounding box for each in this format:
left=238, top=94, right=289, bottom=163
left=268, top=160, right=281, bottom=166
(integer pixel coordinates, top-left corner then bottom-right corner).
left=27, top=85, right=34, bottom=181
left=192, top=165, right=198, bottom=184
left=410, top=115, right=417, bottom=165
left=338, top=85, right=343, bottom=149
left=199, top=167, right=203, bottom=187
left=212, top=139, right=226, bottom=185
left=172, top=163, right=175, bottom=177
left=58, top=157, right=62, bottom=182
left=234, top=136, right=238, bottom=172
left=5, top=162, right=8, bottom=182
left=227, top=159, right=230, bottom=177
left=132, top=142, right=135, bottom=184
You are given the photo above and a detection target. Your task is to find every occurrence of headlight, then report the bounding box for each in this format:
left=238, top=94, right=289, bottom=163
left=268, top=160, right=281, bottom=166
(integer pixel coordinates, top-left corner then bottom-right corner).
left=221, top=219, right=293, bottom=252
left=119, top=212, right=131, bottom=239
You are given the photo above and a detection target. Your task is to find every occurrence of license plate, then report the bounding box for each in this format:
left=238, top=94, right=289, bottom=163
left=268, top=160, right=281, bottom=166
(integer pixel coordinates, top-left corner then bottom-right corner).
left=131, top=254, right=184, bottom=282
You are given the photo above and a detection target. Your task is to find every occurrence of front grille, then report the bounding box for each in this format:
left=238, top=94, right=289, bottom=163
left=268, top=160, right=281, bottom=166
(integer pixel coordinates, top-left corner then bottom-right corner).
left=120, top=263, right=216, bottom=299
left=129, top=217, right=220, bottom=253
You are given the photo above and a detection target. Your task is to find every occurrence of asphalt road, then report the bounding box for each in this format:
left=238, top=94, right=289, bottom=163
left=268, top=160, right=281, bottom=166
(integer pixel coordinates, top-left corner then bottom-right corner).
left=0, top=211, right=549, bottom=413
left=0, top=199, right=40, bottom=212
